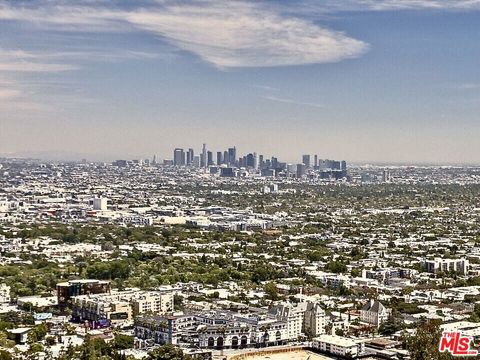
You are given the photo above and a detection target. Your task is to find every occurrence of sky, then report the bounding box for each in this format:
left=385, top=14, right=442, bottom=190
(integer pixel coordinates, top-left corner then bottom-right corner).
left=1, top=0, right=480, bottom=164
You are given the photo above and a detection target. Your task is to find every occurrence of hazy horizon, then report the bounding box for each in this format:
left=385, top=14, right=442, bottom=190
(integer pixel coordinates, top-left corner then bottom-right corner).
left=2, top=0, right=480, bottom=164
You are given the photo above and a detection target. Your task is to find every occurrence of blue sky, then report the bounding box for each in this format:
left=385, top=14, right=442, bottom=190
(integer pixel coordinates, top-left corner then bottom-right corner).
left=1, top=0, right=480, bottom=163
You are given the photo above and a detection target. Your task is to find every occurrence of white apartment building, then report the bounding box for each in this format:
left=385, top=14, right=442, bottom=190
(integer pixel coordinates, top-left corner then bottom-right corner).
left=360, top=299, right=390, bottom=328
left=269, top=302, right=305, bottom=339
left=312, top=334, right=364, bottom=358
left=304, top=302, right=327, bottom=336
left=269, top=301, right=327, bottom=339
left=424, top=258, right=469, bottom=275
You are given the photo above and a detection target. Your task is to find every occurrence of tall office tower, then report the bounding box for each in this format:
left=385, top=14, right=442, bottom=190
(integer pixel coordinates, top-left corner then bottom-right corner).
left=302, top=154, right=311, bottom=168
left=152, top=155, right=157, bottom=165
left=265, top=159, right=271, bottom=168
left=287, top=163, right=297, bottom=174
left=173, top=148, right=185, bottom=166
left=223, top=151, right=229, bottom=165
left=253, top=152, right=258, bottom=169
left=186, top=151, right=191, bottom=166
left=216, top=152, right=223, bottom=165
left=314, top=155, right=318, bottom=168
left=188, top=148, right=194, bottom=166
left=341, top=160, right=347, bottom=171
left=207, top=151, right=213, bottom=166
left=192, top=155, right=200, bottom=167
left=296, top=163, right=306, bottom=178
left=246, top=153, right=255, bottom=168
left=259, top=155, right=264, bottom=169
left=318, top=159, right=326, bottom=170
left=228, top=147, right=236, bottom=166
left=201, top=143, right=207, bottom=168
left=271, top=157, right=278, bottom=169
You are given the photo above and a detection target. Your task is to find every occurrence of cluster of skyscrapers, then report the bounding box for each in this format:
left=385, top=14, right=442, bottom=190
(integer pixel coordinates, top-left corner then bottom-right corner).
left=163, top=145, right=347, bottom=179
left=171, top=144, right=238, bottom=168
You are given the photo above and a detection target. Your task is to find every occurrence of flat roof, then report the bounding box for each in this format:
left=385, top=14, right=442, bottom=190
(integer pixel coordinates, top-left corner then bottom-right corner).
left=314, top=334, right=361, bottom=348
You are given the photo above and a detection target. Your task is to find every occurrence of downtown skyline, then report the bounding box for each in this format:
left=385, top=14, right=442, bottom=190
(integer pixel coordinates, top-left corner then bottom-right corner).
left=1, top=1, right=480, bottom=164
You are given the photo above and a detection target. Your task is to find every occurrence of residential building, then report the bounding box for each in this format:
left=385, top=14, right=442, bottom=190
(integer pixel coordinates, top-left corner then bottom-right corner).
left=360, top=299, right=390, bottom=328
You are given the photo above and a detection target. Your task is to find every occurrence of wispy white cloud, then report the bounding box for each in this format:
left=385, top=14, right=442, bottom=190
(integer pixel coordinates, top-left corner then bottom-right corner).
left=297, top=0, right=480, bottom=12
left=458, top=83, right=480, bottom=90
left=124, top=1, right=368, bottom=68
left=352, top=0, right=480, bottom=11
left=0, top=1, right=369, bottom=68
left=251, top=84, right=280, bottom=92
left=0, top=3, right=125, bottom=31
left=262, top=95, right=324, bottom=108
left=0, top=49, right=78, bottom=73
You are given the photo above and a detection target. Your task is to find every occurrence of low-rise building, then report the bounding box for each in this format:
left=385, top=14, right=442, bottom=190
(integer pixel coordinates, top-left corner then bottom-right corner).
left=71, top=290, right=174, bottom=324
left=424, top=258, right=469, bottom=275
left=57, top=280, right=111, bottom=308
left=312, top=334, right=364, bottom=358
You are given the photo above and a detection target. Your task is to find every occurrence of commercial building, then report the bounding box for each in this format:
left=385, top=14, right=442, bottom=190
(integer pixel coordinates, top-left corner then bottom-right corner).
left=135, top=310, right=290, bottom=349
left=302, top=155, right=311, bottom=168
left=71, top=290, right=174, bottom=324
left=173, top=148, right=186, bottom=166
left=57, top=280, right=111, bottom=307
left=92, top=197, right=107, bottom=211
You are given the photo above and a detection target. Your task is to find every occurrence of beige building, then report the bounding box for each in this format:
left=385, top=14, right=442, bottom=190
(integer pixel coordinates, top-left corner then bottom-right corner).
left=133, top=292, right=174, bottom=315
left=360, top=299, right=389, bottom=328
left=72, top=290, right=174, bottom=324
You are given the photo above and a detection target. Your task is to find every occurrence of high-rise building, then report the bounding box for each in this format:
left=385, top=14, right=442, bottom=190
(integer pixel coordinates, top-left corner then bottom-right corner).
left=223, top=151, right=229, bottom=165
left=314, top=155, right=318, bottom=168
left=207, top=151, right=213, bottom=166
left=296, top=163, right=306, bottom=178
left=202, top=143, right=207, bottom=169
left=228, top=147, right=236, bottom=166
left=216, top=152, right=223, bottom=165
left=318, top=159, right=324, bottom=170
left=193, top=156, right=200, bottom=167
left=246, top=153, right=255, bottom=168
left=271, top=157, right=278, bottom=169
left=259, top=155, right=264, bottom=169
left=341, top=160, right=347, bottom=171
left=173, top=148, right=186, bottom=166
left=287, top=163, right=297, bottom=175
left=187, top=148, right=194, bottom=166
left=302, top=154, right=311, bottom=168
